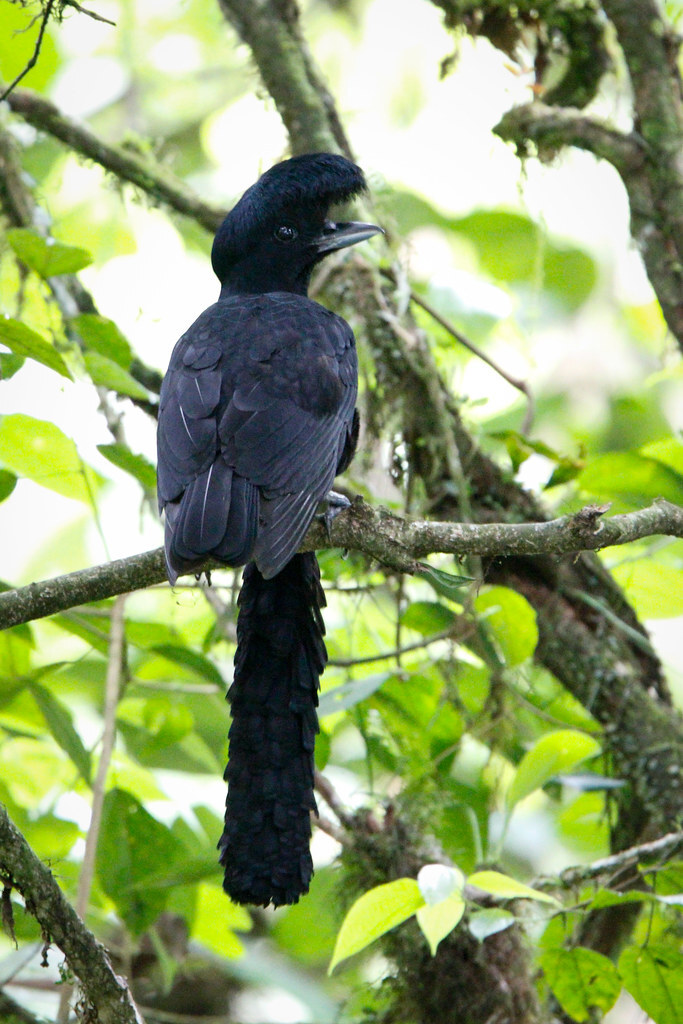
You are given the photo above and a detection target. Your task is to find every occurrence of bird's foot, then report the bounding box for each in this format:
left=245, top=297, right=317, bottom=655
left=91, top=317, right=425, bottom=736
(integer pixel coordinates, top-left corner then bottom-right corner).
left=317, top=490, right=351, bottom=540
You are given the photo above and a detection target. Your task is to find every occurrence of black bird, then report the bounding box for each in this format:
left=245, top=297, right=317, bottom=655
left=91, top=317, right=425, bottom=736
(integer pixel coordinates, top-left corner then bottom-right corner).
left=157, top=153, right=381, bottom=907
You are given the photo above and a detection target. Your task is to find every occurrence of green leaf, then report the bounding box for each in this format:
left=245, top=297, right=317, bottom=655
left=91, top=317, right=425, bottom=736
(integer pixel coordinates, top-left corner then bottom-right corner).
left=96, top=788, right=183, bottom=935
left=84, top=351, right=150, bottom=400
left=127, top=851, right=221, bottom=890
left=191, top=882, right=251, bottom=958
left=6, top=228, right=92, bottom=278
left=653, top=861, right=683, bottom=897
left=0, top=470, right=16, bottom=503
left=468, top=908, right=516, bottom=941
left=468, top=871, right=559, bottom=906
left=508, top=730, right=602, bottom=808
left=318, top=672, right=391, bottom=717
left=579, top=452, right=683, bottom=507
left=474, top=586, right=538, bottom=667
left=416, top=893, right=465, bottom=954
left=0, top=352, right=25, bottom=379
left=71, top=314, right=133, bottom=368
left=329, top=878, right=424, bottom=973
left=26, top=814, right=80, bottom=861
left=391, top=197, right=596, bottom=311
left=401, top=601, right=456, bottom=635
left=641, top=438, right=683, bottom=476
left=491, top=430, right=583, bottom=484
left=417, top=563, right=472, bottom=599
left=589, top=889, right=655, bottom=910
left=0, top=317, right=72, bottom=379
left=619, top=945, right=683, bottom=1024
left=611, top=561, right=683, bottom=619
left=540, top=947, right=621, bottom=1021
left=0, top=414, right=103, bottom=503
left=29, top=683, right=91, bottom=784
left=97, top=443, right=157, bottom=492
left=150, top=645, right=225, bottom=688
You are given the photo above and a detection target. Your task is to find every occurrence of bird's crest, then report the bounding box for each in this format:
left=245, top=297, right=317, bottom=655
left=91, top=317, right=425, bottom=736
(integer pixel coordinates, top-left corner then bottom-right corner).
left=212, top=153, right=367, bottom=282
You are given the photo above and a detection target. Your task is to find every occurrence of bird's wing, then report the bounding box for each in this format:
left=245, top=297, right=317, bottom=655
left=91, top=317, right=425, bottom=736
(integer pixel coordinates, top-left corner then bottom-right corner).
left=157, top=295, right=357, bottom=580
left=219, top=296, right=357, bottom=577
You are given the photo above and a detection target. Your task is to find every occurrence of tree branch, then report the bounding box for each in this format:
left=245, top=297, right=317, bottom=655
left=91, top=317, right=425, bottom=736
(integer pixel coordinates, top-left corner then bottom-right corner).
left=536, top=829, right=683, bottom=893
left=493, top=3, right=683, bottom=350
left=4, top=89, right=224, bottom=234
left=1, top=499, right=682, bottom=631
left=495, top=102, right=646, bottom=176
left=0, top=805, right=143, bottom=1024
left=216, top=0, right=352, bottom=158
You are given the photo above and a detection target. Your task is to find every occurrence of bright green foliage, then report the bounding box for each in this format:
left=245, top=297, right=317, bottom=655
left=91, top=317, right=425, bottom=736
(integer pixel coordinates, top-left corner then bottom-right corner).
left=329, top=878, right=425, bottom=973
left=72, top=315, right=134, bottom=368
left=619, top=946, right=683, bottom=1024
left=539, top=947, right=621, bottom=1021
left=507, top=730, right=602, bottom=808
left=579, top=452, right=683, bottom=509
left=0, top=317, right=72, bottom=379
left=416, top=893, right=466, bottom=954
left=474, top=586, right=539, bottom=667
left=97, top=788, right=196, bottom=935
left=330, top=863, right=561, bottom=971
left=97, top=443, right=157, bottom=492
left=7, top=229, right=92, bottom=278
left=467, top=870, right=559, bottom=906
left=29, top=681, right=92, bottom=783
left=0, top=3, right=59, bottom=93
left=83, top=352, right=150, bottom=400
left=0, top=414, right=103, bottom=503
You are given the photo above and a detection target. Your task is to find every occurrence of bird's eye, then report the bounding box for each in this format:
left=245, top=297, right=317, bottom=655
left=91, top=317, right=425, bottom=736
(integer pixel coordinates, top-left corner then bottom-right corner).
left=275, top=225, right=298, bottom=242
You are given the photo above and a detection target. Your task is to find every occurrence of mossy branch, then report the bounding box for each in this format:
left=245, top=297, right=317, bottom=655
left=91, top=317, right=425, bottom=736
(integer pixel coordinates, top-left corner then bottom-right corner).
left=0, top=804, right=143, bottom=1024
left=1, top=499, right=682, bottom=630
left=5, top=89, right=224, bottom=234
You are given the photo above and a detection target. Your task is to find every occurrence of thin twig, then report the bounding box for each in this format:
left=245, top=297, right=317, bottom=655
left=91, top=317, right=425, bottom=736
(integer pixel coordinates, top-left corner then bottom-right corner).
left=0, top=0, right=56, bottom=102
left=314, top=771, right=355, bottom=830
left=328, top=626, right=458, bottom=667
left=58, top=594, right=128, bottom=1024
left=532, top=830, right=683, bottom=893
left=315, top=813, right=346, bottom=845
left=62, top=0, right=116, bottom=25
left=407, top=284, right=536, bottom=434
left=79, top=595, right=128, bottom=911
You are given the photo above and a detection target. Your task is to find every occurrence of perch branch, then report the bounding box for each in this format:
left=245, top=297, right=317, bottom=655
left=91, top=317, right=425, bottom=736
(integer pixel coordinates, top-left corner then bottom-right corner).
left=1, top=499, right=682, bottom=631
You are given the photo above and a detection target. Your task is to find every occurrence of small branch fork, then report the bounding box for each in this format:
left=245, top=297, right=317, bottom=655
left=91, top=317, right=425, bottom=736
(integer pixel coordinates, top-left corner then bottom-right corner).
left=1, top=498, right=681, bottom=632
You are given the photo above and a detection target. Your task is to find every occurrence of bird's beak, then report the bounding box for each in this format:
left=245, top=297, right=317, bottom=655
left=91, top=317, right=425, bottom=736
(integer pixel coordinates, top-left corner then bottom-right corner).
left=313, top=220, right=384, bottom=255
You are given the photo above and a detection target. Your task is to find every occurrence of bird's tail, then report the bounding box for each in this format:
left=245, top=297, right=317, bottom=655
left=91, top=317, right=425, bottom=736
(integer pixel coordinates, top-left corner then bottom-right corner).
left=219, top=552, right=325, bottom=906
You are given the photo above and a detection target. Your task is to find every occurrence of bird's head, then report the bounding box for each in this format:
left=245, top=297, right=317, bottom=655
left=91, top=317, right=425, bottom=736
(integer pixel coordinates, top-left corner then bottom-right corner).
left=211, top=153, right=382, bottom=296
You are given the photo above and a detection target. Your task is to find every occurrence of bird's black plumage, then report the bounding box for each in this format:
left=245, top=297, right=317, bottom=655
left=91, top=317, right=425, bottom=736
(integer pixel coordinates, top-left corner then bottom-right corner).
left=157, top=153, right=380, bottom=906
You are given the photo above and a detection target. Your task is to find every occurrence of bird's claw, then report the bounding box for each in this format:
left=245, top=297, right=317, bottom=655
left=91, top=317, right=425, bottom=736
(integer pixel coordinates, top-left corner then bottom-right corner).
left=317, top=490, right=351, bottom=540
